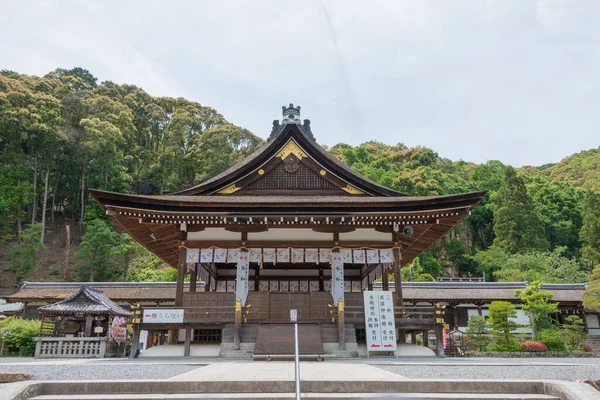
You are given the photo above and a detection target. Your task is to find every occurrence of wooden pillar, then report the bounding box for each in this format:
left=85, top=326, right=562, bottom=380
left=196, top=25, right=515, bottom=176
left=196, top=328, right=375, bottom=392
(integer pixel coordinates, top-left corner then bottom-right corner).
left=84, top=315, right=93, bottom=337
left=175, top=231, right=187, bottom=306
left=435, top=325, right=445, bottom=357
left=451, top=304, right=458, bottom=330
left=205, top=273, right=211, bottom=292
left=184, top=325, right=192, bottom=357
left=392, top=233, right=403, bottom=310
left=338, top=299, right=345, bottom=350
left=234, top=298, right=242, bottom=350
left=477, top=303, right=483, bottom=316
left=160, top=332, right=166, bottom=345
left=146, top=330, right=154, bottom=349
left=190, top=267, right=197, bottom=293
left=423, top=330, right=429, bottom=347
left=254, top=266, right=260, bottom=292
left=171, top=231, right=187, bottom=345
left=410, top=331, right=417, bottom=344
left=319, top=268, right=324, bottom=291
left=382, top=267, right=389, bottom=291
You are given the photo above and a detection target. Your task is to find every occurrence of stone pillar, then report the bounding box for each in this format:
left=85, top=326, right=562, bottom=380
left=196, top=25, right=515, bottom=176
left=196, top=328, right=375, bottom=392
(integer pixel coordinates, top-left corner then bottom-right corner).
left=435, top=325, right=445, bottom=357
left=129, top=324, right=140, bottom=358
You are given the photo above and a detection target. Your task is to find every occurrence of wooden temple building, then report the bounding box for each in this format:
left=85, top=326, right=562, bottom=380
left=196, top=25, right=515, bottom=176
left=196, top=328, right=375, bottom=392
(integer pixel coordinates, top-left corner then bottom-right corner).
left=89, top=104, right=487, bottom=358
left=34, top=285, right=131, bottom=358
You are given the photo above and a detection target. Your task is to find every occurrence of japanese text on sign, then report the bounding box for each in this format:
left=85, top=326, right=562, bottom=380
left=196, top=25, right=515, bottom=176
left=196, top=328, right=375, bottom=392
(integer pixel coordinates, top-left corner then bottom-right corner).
left=142, top=309, right=184, bottom=323
left=363, top=291, right=397, bottom=352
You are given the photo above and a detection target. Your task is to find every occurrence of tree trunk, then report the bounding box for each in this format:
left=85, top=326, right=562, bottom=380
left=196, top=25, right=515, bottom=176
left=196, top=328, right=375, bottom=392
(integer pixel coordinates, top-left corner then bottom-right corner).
left=31, top=155, right=38, bottom=224
left=123, top=256, right=130, bottom=282
left=80, top=166, right=86, bottom=235
left=40, top=165, right=50, bottom=244
left=89, top=262, right=94, bottom=282
left=65, top=224, right=70, bottom=280
left=51, top=176, right=59, bottom=222
left=17, top=177, right=22, bottom=243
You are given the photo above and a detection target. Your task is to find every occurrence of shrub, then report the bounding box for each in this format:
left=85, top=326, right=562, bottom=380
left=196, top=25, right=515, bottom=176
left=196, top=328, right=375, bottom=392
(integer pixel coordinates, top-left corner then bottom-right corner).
left=487, top=337, right=520, bottom=352
left=537, top=328, right=566, bottom=351
left=520, top=341, right=548, bottom=352
left=0, top=317, right=41, bottom=357
left=582, top=344, right=593, bottom=353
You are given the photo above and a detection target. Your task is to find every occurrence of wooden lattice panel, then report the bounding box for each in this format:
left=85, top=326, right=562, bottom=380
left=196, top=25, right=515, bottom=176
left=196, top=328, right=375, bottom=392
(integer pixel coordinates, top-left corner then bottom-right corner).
left=183, top=292, right=235, bottom=323
left=246, top=292, right=268, bottom=322
left=247, top=157, right=336, bottom=189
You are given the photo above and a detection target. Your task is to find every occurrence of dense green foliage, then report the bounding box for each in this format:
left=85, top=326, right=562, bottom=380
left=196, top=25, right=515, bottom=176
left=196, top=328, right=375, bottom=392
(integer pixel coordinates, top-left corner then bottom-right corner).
left=0, top=317, right=41, bottom=356
left=515, top=281, right=557, bottom=337
left=465, top=315, right=489, bottom=351
left=0, top=68, right=598, bottom=287
left=487, top=301, right=519, bottom=351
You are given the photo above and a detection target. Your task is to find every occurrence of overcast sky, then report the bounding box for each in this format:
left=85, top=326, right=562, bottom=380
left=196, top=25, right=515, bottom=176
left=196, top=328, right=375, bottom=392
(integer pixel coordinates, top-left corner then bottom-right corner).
left=2, top=1, right=599, bottom=166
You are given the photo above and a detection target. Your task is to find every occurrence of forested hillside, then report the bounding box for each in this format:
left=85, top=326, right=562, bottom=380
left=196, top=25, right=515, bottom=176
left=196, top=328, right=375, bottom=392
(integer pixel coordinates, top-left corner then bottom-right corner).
left=1, top=68, right=599, bottom=296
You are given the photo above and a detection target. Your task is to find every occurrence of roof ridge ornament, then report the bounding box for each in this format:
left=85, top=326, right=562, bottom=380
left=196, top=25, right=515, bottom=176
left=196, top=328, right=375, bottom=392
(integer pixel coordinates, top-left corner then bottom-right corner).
left=269, top=104, right=315, bottom=141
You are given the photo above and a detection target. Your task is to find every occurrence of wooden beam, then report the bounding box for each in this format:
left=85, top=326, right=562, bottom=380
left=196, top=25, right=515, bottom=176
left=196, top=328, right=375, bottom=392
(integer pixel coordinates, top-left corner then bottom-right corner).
left=184, top=240, right=393, bottom=249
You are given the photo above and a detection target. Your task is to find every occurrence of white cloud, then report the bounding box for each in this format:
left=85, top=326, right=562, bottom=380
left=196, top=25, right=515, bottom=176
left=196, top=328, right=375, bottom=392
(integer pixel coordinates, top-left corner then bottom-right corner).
left=1, top=0, right=598, bottom=166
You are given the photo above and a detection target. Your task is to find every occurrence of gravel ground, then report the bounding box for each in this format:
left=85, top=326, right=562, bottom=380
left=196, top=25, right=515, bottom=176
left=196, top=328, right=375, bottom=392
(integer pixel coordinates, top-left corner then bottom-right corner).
left=376, top=364, right=600, bottom=381
left=0, top=364, right=202, bottom=381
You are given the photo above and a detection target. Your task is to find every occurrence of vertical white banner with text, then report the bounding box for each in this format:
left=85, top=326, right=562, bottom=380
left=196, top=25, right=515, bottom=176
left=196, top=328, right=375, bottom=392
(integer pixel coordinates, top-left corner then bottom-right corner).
left=331, top=252, right=344, bottom=306
left=236, top=252, right=249, bottom=306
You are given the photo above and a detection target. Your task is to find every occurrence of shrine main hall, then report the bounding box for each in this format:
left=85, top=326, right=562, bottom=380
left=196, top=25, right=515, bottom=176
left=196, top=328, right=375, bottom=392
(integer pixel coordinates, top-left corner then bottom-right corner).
left=92, top=105, right=486, bottom=358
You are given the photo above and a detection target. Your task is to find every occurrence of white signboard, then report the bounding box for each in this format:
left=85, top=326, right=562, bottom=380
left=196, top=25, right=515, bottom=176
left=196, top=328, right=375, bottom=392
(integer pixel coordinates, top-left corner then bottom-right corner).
left=143, top=309, right=184, bottom=323
left=363, top=291, right=397, bottom=355
left=290, top=309, right=297, bottom=322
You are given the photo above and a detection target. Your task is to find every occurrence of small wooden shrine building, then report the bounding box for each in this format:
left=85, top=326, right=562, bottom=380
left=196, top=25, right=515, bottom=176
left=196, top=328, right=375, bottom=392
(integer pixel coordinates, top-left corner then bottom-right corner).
left=91, top=105, right=486, bottom=357
left=34, top=285, right=131, bottom=358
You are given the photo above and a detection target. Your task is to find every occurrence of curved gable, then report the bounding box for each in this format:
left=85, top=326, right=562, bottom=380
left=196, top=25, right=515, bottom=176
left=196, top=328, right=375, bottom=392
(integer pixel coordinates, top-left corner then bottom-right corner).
left=176, top=124, right=405, bottom=197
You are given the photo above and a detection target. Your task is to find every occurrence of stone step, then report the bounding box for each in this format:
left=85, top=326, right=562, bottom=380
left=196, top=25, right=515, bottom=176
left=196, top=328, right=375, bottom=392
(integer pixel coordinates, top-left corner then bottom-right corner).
left=31, top=394, right=560, bottom=399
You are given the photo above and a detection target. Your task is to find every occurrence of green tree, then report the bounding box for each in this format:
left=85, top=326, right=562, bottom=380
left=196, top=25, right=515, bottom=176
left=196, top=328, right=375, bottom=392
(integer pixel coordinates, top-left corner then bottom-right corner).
left=562, top=315, right=588, bottom=350
left=515, top=281, right=558, bottom=339
left=487, top=301, right=519, bottom=351
left=583, top=264, right=600, bottom=312
left=580, top=190, right=600, bottom=267
left=493, top=167, right=548, bottom=254
left=9, top=223, right=45, bottom=283
left=74, top=219, right=119, bottom=281
left=465, top=315, right=489, bottom=352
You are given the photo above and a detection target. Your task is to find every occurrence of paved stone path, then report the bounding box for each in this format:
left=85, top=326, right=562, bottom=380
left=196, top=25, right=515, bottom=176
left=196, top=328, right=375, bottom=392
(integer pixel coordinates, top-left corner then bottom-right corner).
left=169, top=361, right=406, bottom=381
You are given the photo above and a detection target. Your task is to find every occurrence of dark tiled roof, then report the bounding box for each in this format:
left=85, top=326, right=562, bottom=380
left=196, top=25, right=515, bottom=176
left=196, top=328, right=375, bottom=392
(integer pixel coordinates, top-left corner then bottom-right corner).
left=37, top=285, right=132, bottom=316
left=7, top=281, right=584, bottom=305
